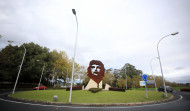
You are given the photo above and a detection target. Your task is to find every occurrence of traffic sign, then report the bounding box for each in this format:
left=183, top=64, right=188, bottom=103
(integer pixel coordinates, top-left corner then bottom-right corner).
left=142, top=74, right=148, bottom=81
left=147, top=80, right=155, bottom=85
left=140, top=81, right=145, bottom=86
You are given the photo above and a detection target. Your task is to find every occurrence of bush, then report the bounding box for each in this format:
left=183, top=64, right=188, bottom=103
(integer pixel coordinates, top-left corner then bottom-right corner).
left=66, top=86, right=82, bottom=91
left=180, top=88, right=190, bottom=92
left=53, top=85, right=62, bottom=89
left=109, top=87, right=126, bottom=92
left=89, top=88, right=102, bottom=93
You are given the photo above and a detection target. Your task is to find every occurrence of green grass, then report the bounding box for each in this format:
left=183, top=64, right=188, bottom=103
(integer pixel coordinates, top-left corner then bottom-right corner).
left=9, top=90, right=171, bottom=103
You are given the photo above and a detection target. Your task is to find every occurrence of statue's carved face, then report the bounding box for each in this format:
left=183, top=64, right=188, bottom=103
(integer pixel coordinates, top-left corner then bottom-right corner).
left=87, top=60, right=105, bottom=83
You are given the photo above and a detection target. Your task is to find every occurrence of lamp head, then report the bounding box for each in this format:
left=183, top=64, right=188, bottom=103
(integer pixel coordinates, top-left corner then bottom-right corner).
left=72, top=9, right=76, bottom=15
left=171, top=32, right=179, bottom=36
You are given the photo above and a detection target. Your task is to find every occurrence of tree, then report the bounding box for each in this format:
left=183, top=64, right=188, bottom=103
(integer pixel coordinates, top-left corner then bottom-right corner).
left=77, top=66, right=87, bottom=84
left=116, top=78, right=126, bottom=88
left=103, top=71, right=115, bottom=86
left=131, top=75, right=141, bottom=88
left=0, top=44, right=20, bottom=82
left=19, top=43, right=54, bottom=84
left=50, top=50, right=70, bottom=84
left=120, top=63, right=143, bottom=79
left=0, top=42, right=53, bottom=85
left=82, top=77, right=89, bottom=86
left=112, top=69, right=121, bottom=87
left=0, top=42, right=85, bottom=87
left=49, top=50, right=84, bottom=85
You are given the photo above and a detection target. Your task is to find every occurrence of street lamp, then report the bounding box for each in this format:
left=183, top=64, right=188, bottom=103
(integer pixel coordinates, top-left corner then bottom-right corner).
left=69, top=9, right=78, bottom=103
left=157, top=32, right=179, bottom=97
left=37, top=60, right=45, bottom=90
left=8, top=40, right=26, bottom=94
left=150, top=57, right=159, bottom=91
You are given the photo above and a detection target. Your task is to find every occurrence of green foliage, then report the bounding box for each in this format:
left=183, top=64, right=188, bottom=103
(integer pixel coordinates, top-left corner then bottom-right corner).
left=116, top=78, right=126, bottom=88
left=0, top=42, right=85, bottom=86
left=89, top=88, right=102, bottom=93
left=120, top=63, right=143, bottom=79
left=0, top=45, right=23, bottom=82
left=82, top=76, right=90, bottom=87
left=111, top=63, right=143, bottom=88
left=103, top=71, right=115, bottom=86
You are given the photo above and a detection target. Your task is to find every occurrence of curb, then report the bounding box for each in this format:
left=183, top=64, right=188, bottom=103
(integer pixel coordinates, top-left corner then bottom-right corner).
left=8, top=94, right=174, bottom=106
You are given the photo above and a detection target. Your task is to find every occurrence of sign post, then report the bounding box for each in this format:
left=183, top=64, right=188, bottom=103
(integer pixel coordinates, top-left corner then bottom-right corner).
left=142, top=74, right=148, bottom=98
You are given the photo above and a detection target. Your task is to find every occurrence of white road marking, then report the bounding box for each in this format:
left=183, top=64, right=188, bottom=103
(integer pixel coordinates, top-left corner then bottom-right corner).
left=0, top=93, right=183, bottom=109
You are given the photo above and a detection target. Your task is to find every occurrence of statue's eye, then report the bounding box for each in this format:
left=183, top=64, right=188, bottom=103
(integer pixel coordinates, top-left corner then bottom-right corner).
left=97, top=68, right=100, bottom=72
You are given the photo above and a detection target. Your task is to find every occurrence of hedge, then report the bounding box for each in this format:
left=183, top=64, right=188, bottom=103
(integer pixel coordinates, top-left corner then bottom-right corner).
left=180, top=88, right=190, bottom=92
left=89, top=88, right=102, bottom=93
left=109, top=87, right=126, bottom=92
left=66, top=86, right=82, bottom=91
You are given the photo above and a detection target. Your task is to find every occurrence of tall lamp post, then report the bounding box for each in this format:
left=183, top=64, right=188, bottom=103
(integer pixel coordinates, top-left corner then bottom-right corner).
left=8, top=40, right=26, bottom=94
left=69, top=9, right=78, bottom=103
left=37, top=60, right=45, bottom=90
left=150, top=57, right=159, bottom=91
left=157, top=32, right=179, bottom=97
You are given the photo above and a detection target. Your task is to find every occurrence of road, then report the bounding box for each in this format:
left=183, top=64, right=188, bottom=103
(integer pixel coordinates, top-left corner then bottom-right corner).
left=0, top=91, right=190, bottom=111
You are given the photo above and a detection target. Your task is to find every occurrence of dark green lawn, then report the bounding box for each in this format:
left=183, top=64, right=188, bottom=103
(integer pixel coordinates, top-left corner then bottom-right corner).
left=10, top=90, right=171, bottom=103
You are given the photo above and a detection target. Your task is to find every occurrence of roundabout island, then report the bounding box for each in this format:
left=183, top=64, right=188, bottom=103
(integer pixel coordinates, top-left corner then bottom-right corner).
left=9, top=60, right=172, bottom=105
left=9, top=90, right=172, bottom=105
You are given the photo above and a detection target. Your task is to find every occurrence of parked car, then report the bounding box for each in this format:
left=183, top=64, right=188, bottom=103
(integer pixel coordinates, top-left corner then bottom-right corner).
left=158, top=86, right=173, bottom=93
left=34, top=85, right=47, bottom=90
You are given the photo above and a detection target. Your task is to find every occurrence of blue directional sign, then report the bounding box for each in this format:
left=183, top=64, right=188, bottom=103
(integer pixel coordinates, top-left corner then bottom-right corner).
left=142, top=74, right=148, bottom=81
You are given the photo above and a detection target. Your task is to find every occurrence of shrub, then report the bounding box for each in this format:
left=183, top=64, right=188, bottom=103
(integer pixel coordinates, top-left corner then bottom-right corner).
left=66, top=86, right=82, bottom=91
left=53, top=85, right=62, bottom=89
left=109, top=87, right=125, bottom=92
left=180, top=88, right=190, bottom=92
left=89, top=88, right=102, bottom=93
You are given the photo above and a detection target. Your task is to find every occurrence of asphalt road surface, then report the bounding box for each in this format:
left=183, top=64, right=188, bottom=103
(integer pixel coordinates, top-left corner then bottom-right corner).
left=0, top=91, right=190, bottom=111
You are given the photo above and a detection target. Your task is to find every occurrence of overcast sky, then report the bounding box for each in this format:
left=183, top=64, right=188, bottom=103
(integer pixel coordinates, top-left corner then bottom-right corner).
left=0, top=0, right=190, bottom=83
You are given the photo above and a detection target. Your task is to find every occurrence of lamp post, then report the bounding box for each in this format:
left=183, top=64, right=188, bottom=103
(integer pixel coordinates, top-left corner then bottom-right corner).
left=37, top=60, right=45, bottom=90
left=150, top=57, right=159, bottom=91
left=69, top=9, right=78, bottom=103
left=8, top=41, right=26, bottom=94
left=157, top=32, right=179, bottom=97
